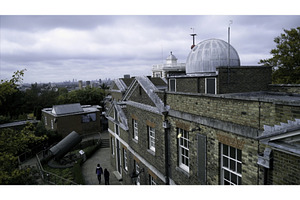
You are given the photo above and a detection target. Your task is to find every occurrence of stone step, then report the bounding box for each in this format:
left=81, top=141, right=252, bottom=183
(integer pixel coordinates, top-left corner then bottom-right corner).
left=100, top=139, right=110, bottom=148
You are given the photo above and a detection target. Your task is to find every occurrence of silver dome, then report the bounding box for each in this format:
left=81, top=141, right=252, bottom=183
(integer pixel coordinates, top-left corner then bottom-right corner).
left=186, top=38, right=240, bottom=74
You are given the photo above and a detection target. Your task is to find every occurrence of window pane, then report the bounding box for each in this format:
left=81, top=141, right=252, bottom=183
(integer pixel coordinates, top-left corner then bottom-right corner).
left=223, top=157, right=228, bottom=168
left=185, top=157, right=189, bottom=166
left=230, top=146, right=236, bottom=159
left=230, top=159, right=236, bottom=171
left=238, top=176, right=242, bottom=185
left=232, top=174, right=237, bottom=185
left=237, top=163, right=242, bottom=174
left=184, top=139, right=187, bottom=147
left=223, top=144, right=228, bottom=156
left=224, top=170, right=229, bottom=180
left=237, top=149, right=242, bottom=161
left=224, top=180, right=230, bottom=185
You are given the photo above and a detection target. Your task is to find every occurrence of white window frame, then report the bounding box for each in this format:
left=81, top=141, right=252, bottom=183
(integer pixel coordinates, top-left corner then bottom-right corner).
left=133, top=119, right=138, bottom=140
left=114, top=108, right=118, bottom=121
left=178, top=128, right=189, bottom=173
left=51, top=119, right=54, bottom=130
left=169, top=78, right=176, bottom=92
left=221, top=143, right=242, bottom=185
left=123, top=148, right=128, bottom=171
left=148, top=126, right=155, bottom=152
left=149, top=175, right=157, bottom=185
left=111, top=138, right=115, bottom=156
left=135, top=161, right=140, bottom=185
left=205, top=77, right=217, bottom=94
left=44, top=116, right=47, bottom=126
left=115, top=123, right=120, bottom=135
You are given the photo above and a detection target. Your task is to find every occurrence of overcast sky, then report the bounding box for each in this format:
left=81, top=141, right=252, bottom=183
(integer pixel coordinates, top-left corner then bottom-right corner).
left=1, top=8, right=300, bottom=84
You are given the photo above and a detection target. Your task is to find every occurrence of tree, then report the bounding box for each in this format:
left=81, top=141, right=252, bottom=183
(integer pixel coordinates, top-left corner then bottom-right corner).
left=0, top=123, right=47, bottom=184
left=0, top=69, right=26, bottom=106
left=259, top=27, right=300, bottom=84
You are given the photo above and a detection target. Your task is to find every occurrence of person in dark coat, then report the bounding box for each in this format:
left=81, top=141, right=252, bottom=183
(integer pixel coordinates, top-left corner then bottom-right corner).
left=96, top=164, right=103, bottom=184
left=104, top=168, right=110, bottom=185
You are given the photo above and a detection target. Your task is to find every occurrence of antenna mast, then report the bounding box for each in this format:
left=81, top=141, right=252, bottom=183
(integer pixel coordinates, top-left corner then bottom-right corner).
left=227, top=20, right=233, bottom=84
left=190, top=28, right=197, bottom=49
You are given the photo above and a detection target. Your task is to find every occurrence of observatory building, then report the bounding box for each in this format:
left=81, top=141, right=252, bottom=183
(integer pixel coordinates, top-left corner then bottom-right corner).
left=107, top=35, right=300, bottom=186
left=186, top=38, right=240, bottom=75
left=152, top=52, right=186, bottom=78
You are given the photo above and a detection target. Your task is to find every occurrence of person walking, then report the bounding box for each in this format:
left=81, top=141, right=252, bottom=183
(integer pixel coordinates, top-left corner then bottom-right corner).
left=104, top=168, right=110, bottom=185
left=96, top=164, right=103, bottom=184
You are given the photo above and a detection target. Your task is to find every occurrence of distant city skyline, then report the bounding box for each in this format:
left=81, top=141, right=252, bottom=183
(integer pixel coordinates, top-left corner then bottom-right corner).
left=1, top=8, right=300, bottom=84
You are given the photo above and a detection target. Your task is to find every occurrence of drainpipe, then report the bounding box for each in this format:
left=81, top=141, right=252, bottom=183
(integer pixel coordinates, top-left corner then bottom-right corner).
left=163, top=90, right=170, bottom=185
left=257, top=100, right=261, bottom=185
left=164, top=119, right=170, bottom=185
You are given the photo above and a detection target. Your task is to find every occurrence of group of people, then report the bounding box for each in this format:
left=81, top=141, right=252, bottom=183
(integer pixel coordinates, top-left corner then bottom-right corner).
left=96, top=164, right=110, bottom=185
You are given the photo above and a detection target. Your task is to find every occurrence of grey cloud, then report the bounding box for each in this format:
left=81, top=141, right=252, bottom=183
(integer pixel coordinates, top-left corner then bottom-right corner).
left=1, top=15, right=300, bottom=83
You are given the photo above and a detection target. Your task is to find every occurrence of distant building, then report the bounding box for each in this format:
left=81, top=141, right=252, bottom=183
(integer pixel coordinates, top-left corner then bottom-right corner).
left=107, top=38, right=300, bottom=185
left=42, top=103, right=102, bottom=138
left=78, top=80, right=83, bottom=89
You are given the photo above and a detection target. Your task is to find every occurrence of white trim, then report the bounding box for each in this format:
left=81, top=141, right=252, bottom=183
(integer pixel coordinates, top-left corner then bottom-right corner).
left=108, top=128, right=169, bottom=183
left=123, top=148, right=128, bottom=171
left=178, top=128, right=189, bottom=173
left=148, top=126, right=155, bottom=152
left=220, top=143, right=242, bottom=185
left=169, top=78, right=176, bottom=92
left=133, top=119, right=138, bottom=140
left=205, top=77, right=217, bottom=94
left=269, top=130, right=300, bottom=141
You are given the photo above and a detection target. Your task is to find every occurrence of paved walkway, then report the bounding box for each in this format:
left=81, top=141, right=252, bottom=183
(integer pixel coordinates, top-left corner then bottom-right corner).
left=81, top=131, right=122, bottom=185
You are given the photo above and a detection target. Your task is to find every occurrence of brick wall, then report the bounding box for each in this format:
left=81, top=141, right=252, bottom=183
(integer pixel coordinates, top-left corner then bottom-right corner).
left=258, top=145, right=300, bottom=185
left=42, top=111, right=101, bottom=138
left=128, top=84, right=156, bottom=107
left=269, top=84, right=300, bottom=94
left=165, top=92, right=300, bottom=130
left=108, top=104, right=167, bottom=185
left=217, top=66, right=272, bottom=94
left=167, top=117, right=259, bottom=185
left=110, top=91, right=123, bottom=101
left=126, top=105, right=165, bottom=175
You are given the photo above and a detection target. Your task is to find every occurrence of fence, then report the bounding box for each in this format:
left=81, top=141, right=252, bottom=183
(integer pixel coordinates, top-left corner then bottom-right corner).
left=35, top=151, right=78, bottom=185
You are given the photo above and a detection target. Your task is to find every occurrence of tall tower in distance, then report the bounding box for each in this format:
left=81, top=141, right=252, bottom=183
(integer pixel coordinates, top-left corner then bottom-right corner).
left=78, top=80, right=83, bottom=89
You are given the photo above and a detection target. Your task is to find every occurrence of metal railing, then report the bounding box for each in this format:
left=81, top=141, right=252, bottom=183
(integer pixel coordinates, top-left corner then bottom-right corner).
left=35, top=152, right=78, bottom=185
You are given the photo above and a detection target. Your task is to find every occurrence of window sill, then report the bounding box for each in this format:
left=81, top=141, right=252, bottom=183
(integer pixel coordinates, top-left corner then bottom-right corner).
left=132, top=138, right=138, bottom=143
left=147, top=149, right=155, bottom=156
left=175, top=166, right=190, bottom=178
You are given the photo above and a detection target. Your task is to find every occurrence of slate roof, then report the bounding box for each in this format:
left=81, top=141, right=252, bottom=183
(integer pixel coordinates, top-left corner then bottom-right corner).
left=52, top=103, right=84, bottom=115
left=126, top=76, right=167, bottom=114
left=260, top=119, right=300, bottom=156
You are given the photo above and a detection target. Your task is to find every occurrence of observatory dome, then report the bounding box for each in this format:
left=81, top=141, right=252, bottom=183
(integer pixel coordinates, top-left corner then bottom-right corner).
left=186, top=38, right=240, bottom=74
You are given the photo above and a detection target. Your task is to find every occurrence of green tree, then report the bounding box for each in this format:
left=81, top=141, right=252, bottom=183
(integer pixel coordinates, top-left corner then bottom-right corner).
left=0, top=70, right=27, bottom=122
left=57, top=87, right=106, bottom=106
left=0, top=123, right=47, bottom=184
left=259, top=27, right=300, bottom=84
left=0, top=69, right=26, bottom=106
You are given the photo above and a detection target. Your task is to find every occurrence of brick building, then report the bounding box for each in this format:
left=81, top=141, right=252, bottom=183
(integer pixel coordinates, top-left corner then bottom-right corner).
left=106, top=38, right=300, bottom=185
left=42, top=103, right=102, bottom=138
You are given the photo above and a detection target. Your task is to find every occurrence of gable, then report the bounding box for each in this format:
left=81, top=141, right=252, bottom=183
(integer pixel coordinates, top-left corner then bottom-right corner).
left=106, top=101, right=129, bottom=131
left=122, top=76, right=168, bottom=114
left=127, top=82, right=156, bottom=107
